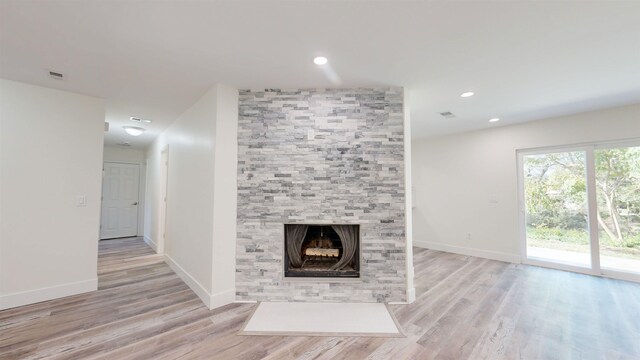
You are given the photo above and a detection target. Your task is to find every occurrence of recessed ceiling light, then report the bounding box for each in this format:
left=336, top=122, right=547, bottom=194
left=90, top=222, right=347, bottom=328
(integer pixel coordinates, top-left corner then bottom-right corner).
left=123, top=126, right=145, bottom=136
left=489, top=118, right=500, bottom=123
left=460, top=92, right=474, bottom=98
left=313, top=56, right=328, bottom=65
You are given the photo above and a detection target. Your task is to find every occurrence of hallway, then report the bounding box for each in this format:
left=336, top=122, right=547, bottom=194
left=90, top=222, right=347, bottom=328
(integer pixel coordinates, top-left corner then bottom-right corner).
left=0, top=238, right=253, bottom=359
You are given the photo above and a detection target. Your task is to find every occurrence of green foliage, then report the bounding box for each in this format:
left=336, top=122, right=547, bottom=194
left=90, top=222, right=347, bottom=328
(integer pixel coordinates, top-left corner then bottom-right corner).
left=524, top=151, right=588, bottom=230
left=527, top=227, right=589, bottom=245
left=595, top=147, right=640, bottom=243
left=617, top=233, right=640, bottom=249
left=528, top=227, right=640, bottom=260
left=524, top=147, right=640, bottom=247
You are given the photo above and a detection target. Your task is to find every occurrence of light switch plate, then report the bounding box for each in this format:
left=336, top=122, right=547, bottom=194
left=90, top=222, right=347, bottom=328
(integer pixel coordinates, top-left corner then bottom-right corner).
left=77, top=195, right=87, bottom=207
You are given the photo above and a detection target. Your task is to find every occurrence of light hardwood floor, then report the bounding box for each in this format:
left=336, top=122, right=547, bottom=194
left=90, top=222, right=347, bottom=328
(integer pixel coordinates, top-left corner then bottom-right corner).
left=1, top=237, right=639, bottom=359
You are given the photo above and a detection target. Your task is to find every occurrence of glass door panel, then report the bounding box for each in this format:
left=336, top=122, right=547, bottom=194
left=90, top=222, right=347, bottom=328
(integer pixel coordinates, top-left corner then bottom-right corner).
left=595, top=146, right=640, bottom=274
left=523, top=151, right=591, bottom=267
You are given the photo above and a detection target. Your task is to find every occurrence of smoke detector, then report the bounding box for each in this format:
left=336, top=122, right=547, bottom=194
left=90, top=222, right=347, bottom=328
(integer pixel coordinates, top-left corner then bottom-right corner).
left=438, top=111, right=456, bottom=119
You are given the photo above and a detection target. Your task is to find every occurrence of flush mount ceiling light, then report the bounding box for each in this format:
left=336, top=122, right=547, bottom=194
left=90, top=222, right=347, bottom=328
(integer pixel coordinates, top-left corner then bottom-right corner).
left=489, top=118, right=500, bottom=123
left=460, top=91, right=475, bottom=98
left=123, top=126, right=145, bottom=136
left=130, top=116, right=152, bottom=123
left=313, top=56, right=328, bottom=65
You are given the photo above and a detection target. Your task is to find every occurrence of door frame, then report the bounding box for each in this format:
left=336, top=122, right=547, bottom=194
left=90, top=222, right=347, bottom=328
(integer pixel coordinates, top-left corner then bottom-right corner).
left=517, top=138, right=640, bottom=283
left=157, top=145, right=169, bottom=254
left=100, top=161, right=142, bottom=240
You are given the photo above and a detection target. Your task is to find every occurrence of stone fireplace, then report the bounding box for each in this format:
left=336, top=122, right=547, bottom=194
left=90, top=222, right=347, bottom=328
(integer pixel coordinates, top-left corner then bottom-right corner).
left=236, top=87, right=410, bottom=303
left=284, top=224, right=360, bottom=278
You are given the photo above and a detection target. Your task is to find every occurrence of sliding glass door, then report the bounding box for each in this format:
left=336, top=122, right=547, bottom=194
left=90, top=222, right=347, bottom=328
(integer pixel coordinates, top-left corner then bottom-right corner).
left=519, top=142, right=640, bottom=279
left=522, top=150, right=591, bottom=267
left=595, top=146, right=640, bottom=274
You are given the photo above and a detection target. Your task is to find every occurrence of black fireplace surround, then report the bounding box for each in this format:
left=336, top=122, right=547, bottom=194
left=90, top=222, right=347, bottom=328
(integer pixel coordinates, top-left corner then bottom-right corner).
left=284, top=224, right=360, bottom=278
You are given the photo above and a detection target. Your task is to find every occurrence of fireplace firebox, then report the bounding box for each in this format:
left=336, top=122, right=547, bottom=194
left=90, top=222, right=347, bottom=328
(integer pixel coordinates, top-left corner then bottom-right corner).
left=284, top=224, right=360, bottom=278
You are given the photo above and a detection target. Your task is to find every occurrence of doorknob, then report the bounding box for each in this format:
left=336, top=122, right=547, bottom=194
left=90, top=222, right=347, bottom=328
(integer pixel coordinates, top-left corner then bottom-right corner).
left=132, top=202, right=138, bottom=205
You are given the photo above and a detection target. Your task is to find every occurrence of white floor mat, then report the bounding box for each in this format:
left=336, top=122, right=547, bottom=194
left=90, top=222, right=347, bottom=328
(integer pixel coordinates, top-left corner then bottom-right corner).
left=240, top=302, right=403, bottom=337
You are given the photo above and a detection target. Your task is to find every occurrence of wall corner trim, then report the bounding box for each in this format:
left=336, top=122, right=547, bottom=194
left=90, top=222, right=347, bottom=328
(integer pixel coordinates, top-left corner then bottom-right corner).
left=164, top=254, right=212, bottom=308
left=0, top=278, right=97, bottom=310
left=164, top=254, right=234, bottom=310
left=209, top=288, right=236, bottom=310
left=143, top=236, right=158, bottom=253
left=406, top=287, right=416, bottom=303
left=413, top=240, right=521, bottom=264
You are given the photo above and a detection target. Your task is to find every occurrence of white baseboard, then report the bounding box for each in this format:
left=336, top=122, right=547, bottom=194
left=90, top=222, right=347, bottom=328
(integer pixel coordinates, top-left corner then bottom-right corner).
left=164, top=254, right=211, bottom=308
left=0, top=278, right=97, bottom=310
left=143, top=236, right=158, bottom=253
left=388, top=287, right=416, bottom=305
left=164, top=254, right=235, bottom=310
left=210, top=288, right=236, bottom=309
left=414, top=240, right=520, bottom=264
left=406, top=287, right=416, bottom=303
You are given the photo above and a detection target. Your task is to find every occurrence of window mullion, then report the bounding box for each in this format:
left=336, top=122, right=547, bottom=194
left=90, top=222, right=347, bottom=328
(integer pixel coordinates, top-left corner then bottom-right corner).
left=585, top=147, right=601, bottom=273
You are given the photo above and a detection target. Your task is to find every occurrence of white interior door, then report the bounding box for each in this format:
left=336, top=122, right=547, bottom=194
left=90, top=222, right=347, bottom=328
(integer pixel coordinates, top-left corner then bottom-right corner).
left=100, top=162, right=140, bottom=239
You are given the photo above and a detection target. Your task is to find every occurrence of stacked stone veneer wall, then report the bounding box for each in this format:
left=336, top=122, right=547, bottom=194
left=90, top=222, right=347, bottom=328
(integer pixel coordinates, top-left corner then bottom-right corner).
left=236, top=88, right=407, bottom=302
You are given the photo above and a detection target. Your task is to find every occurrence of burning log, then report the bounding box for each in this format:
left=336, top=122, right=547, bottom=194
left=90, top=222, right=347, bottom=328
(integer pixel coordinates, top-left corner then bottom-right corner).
left=304, top=248, right=339, bottom=257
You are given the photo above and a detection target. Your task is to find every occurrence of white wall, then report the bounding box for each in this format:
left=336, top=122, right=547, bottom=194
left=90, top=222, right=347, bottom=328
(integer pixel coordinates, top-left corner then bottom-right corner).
left=403, top=88, right=415, bottom=303
left=145, top=87, right=216, bottom=303
left=102, top=146, right=146, bottom=236
left=210, top=84, right=237, bottom=308
left=0, top=79, right=105, bottom=309
left=144, top=84, right=237, bottom=309
left=103, top=146, right=144, bottom=163
left=412, top=103, right=640, bottom=263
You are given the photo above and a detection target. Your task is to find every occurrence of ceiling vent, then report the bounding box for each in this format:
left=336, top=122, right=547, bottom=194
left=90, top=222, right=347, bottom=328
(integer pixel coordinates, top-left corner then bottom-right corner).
left=438, top=111, right=456, bottom=119
left=117, top=141, right=131, bottom=147
left=48, top=70, right=64, bottom=80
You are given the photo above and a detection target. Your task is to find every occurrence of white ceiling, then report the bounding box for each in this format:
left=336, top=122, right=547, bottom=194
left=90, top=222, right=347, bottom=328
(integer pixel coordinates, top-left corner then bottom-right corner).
left=1, top=1, right=639, bottom=149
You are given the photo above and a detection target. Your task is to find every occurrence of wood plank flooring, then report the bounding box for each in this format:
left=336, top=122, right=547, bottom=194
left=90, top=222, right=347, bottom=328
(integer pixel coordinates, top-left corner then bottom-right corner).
left=1, top=237, right=639, bottom=359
